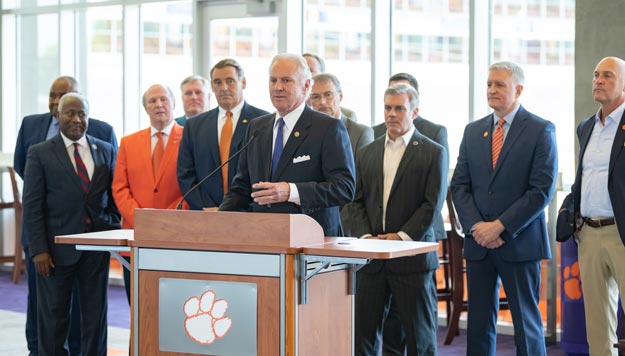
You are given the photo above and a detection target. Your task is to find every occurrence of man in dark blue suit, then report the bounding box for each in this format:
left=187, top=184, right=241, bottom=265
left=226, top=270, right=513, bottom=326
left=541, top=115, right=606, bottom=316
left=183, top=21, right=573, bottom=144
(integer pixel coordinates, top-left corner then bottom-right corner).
left=450, top=61, right=557, bottom=356
left=22, top=93, right=121, bottom=356
left=560, top=56, right=625, bottom=355
left=350, top=84, right=447, bottom=356
left=177, top=59, right=268, bottom=210
left=220, top=54, right=355, bottom=237
left=14, top=76, right=117, bottom=356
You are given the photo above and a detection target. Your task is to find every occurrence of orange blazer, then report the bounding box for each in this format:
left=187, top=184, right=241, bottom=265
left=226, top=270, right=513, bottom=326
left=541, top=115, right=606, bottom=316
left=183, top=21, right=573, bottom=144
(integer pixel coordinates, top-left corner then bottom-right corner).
left=112, top=123, right=187, bottom=230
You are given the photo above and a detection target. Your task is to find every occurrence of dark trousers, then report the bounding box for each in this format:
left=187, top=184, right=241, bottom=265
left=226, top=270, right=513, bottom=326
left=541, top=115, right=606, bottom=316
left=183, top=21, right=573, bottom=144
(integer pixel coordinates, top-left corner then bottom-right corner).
left=122, top=255, right=131, bottom=305
left=35, top=251, right=109, bottom=356
left=466, top=253, right=545, bottom=356
left=355, top=268, right=438, bottom=356
left=24, top=245, right=83, bottom=356
left=382, top=296, right=406, bottom=356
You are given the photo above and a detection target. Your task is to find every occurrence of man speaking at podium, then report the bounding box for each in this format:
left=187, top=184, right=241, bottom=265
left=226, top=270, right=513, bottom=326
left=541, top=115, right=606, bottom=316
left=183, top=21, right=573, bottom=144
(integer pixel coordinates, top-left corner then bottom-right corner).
left=220, top=53, right=355, bottom=237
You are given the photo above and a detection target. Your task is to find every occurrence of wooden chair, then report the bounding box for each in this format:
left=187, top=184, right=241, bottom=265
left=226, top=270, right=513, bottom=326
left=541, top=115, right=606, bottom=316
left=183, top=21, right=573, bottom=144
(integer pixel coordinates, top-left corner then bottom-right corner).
left=0, top=167, right=24, bottom=284
left=443, top=188, right=510, bottom=345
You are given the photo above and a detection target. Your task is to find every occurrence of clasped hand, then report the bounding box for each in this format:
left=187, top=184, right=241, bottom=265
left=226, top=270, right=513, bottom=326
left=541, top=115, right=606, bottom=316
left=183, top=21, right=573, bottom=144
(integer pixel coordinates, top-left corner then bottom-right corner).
left=472, top=220, right=506, bottom=249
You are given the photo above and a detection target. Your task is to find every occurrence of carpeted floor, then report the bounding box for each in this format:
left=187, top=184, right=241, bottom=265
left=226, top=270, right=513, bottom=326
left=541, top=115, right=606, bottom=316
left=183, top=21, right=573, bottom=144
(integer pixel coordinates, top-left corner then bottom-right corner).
left=0, top=268, right=567, bottom=355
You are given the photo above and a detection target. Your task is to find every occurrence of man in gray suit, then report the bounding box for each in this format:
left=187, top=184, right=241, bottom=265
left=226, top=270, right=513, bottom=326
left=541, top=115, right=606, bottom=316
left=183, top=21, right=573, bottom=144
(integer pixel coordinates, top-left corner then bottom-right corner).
left=349, top=83, right=447, bottom=356
left=23, top=93, right=121, bottom=356
left=309, top=73, right=373, bottom=235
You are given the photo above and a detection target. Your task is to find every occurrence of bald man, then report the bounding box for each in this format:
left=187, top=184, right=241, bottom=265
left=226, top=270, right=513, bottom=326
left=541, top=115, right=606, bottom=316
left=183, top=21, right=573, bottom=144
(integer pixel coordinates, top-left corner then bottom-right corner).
left=560, top=56, right=625, bottom=356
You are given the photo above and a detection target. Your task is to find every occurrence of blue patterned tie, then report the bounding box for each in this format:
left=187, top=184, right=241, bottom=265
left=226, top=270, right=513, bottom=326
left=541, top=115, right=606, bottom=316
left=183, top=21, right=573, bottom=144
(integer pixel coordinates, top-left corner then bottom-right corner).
left=271, top=117, right=285, bottom=176
left=73, top=143, right=90, bottom=193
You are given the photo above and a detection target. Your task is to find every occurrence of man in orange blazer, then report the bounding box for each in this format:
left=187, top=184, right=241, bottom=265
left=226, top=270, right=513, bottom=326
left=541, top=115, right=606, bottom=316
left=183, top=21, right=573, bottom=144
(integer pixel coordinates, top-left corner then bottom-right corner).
left=112, top=84, right=186, bottom=301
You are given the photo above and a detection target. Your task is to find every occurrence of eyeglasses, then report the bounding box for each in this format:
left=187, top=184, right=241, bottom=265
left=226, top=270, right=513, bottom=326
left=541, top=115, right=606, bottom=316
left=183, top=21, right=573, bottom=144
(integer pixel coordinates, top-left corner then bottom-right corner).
left=309, top=91, right=335, bottom=101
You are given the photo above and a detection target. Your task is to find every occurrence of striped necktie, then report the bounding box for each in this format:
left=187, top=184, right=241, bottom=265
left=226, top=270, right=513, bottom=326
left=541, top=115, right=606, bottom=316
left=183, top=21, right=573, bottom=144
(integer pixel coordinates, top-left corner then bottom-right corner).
left=491, top=118, right=505, bottom=168
left=73, top=143, right=90, bottom=193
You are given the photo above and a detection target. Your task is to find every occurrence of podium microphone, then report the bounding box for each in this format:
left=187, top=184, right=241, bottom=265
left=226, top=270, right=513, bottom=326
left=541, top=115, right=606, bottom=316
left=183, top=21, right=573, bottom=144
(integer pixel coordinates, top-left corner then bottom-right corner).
left=176, top=130, right=258, bottom=210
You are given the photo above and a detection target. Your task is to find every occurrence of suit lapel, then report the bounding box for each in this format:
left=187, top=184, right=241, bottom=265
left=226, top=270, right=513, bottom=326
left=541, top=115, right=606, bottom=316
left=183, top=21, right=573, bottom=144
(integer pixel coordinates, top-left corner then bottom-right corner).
left=155, top=124, right=183, bottom=185
left=371, top=139, right=385, bottom=205
left=87, top=136, right=105, bottom=192
left=208, top=111, right=221, bottom=168
left=479, top=116, right=495, bottom=174
left=491, top=106, right=529, bottom=179
left=258, top=117, right=275, bottom=182
left=578, top=117, right=595, bottom=170
left=273, top=108, right=311, bottom=180
left=36, top=114, right=54, bottom=142
left=609, top=111, right=625, bottom=177
left=52, top=135, right=83, bottom=192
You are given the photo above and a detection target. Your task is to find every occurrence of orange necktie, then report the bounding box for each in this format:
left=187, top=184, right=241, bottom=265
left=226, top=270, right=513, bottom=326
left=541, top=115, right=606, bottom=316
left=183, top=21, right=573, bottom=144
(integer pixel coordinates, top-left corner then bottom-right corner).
left=491, top=118, right=505, bottom=168
left=220, top=111, right=233, bottom=194
left=152, top=132, right=164, bottom=179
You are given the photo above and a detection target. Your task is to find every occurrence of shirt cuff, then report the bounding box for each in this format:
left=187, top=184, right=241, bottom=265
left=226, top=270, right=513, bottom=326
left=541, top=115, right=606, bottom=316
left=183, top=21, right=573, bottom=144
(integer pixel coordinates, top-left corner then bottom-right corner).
left=288, top=183, right=301, bottom=205
left=397, top=231, right=411, bottom=241
left=359, top=234, right=372, bottom=239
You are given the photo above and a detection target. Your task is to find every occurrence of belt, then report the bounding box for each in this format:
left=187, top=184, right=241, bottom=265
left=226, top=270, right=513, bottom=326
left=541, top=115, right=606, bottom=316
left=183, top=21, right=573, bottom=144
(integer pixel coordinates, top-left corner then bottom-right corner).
left=582, top=217, right=616, bottom=228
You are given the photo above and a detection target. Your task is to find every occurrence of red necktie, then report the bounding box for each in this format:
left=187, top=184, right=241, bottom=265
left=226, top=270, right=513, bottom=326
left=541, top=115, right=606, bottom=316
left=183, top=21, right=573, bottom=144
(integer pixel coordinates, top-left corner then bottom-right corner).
left=219, top=111, right=233, bottom=194
left=491, top=118, right=505, bottom=168
left=73, top=143, right=90, bottom=193
left=152, top=132, right=164, bottom=179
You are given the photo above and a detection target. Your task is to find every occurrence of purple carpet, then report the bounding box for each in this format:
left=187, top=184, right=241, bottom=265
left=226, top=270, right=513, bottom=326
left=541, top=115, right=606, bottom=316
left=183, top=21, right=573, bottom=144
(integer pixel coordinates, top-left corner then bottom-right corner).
left=0, top=269, right=567, bottom=355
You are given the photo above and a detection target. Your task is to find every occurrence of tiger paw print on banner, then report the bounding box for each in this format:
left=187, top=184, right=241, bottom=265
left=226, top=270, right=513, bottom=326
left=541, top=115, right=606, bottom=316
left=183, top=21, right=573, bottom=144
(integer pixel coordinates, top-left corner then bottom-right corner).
left=183, top=290, right=232, bottom=345
left=563, top=261, right=582, bottom=301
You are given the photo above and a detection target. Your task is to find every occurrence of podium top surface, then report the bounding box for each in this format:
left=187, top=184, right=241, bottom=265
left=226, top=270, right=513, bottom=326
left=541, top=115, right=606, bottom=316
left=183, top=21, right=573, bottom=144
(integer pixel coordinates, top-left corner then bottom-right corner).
left=302, top=237, right=439, bottom=259
left=55, top=229, right=133, bottom=246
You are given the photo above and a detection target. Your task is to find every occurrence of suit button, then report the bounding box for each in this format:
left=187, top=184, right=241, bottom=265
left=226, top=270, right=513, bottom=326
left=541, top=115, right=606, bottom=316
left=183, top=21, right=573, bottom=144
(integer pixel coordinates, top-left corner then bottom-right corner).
left=154, top=188, right=158, bottom=193
left=488, top=191, right=492, bottom=195
left=267, top=204, right=272, bottom=209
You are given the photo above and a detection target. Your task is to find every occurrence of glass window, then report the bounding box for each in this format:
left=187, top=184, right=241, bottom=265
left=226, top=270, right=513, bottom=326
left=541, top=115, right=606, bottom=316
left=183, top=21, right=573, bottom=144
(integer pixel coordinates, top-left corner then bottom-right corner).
left=392, top=1, right=469, bottom=168
left=304, top=0, right=372, bottom=125
left=86, top=6, right=124, bottom=137
left=140, top=1, right=193, bottom=123
left=2, top=14, right=17, bottom=152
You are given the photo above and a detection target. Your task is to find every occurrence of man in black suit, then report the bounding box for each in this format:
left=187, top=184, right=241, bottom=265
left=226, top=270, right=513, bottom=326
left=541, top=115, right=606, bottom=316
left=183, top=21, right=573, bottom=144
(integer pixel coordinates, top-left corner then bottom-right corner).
left=178, top=59, right=268, bottom=210
left=22, top=93, right=121, bottom=356
left=220, top=53, right=355, bottom=237
left=349, top=83, right=447, bottom=356
left=14, top=76, right=117, bottom=356
left=560, top=56, right=625, bottom=355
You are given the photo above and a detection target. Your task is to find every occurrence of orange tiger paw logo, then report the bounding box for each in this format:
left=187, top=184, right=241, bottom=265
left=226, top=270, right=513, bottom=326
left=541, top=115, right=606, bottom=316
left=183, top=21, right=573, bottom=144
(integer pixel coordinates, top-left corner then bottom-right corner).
left=563, top=261, right=582, bottom=300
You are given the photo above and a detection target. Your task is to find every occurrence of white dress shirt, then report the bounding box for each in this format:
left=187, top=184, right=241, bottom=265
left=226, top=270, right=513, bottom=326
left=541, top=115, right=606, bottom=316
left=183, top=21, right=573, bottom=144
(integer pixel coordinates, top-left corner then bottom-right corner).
left=150, top=119, right=175, bottom=153
left=61, top=133, right=94, bottom=179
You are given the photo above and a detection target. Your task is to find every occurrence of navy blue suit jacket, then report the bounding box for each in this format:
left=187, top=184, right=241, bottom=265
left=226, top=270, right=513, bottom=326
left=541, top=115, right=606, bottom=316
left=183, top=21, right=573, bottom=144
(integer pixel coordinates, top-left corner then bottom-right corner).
left=22, top=134, right=121, bottom=266
left=561, top=111, right=625, bottom=247
left=451, top=106, right=558, bottom=262
left=220, top=106, right=356, bottom=237
left=177, top=102, right=268, bottom=210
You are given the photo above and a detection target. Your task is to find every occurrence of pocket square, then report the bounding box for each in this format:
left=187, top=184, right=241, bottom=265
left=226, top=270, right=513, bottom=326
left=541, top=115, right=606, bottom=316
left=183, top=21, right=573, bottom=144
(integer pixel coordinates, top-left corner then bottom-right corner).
left=293, top=155, right=311, bottom=163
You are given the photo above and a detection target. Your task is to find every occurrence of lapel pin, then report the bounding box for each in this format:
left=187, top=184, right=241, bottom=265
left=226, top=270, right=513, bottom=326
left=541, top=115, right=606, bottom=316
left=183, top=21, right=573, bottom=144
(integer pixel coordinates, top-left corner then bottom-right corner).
left=91, top=144, right=97, bottom=150
left=483, top=131, right=489, bottom=137
left=294, top=131, right=300, bottom=137
left=413, top=141, right=418, bottom=146
left=243, top=119, right=248, bottom=123
left=622, top=124, right=625, bottom=130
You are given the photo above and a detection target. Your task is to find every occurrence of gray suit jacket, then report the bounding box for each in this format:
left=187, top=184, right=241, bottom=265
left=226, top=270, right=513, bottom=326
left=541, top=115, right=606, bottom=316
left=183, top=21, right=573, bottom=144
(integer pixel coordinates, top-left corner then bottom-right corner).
left=373, top=116, right=449, bottom=240
left=348, top=131, right=447, bottom=273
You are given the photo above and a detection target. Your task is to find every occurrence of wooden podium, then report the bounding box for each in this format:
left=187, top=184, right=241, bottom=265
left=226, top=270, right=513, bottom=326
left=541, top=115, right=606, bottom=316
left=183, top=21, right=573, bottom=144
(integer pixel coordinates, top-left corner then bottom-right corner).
left=57, top=209, right=438, bottom=356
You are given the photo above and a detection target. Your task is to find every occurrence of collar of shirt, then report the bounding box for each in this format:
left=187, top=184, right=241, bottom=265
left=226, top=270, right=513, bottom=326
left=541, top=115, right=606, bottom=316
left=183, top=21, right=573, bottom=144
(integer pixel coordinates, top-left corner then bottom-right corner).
left=595, top=100, right=625, bottom=126
left=218, top=100, right=245, bottom=123
left=492, top=103, right=521, bottom=128
left=61, top=132, right=89, bottom=149
left=151, top=119, right=175, bottom=137
left=385, top=125, right=415, bottom=147
left=275, top=101, right=307, bottom=132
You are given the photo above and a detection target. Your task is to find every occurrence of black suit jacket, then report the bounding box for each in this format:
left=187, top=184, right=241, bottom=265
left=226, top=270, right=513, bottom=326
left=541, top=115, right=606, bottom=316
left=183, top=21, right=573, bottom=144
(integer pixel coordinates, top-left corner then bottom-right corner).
left=349, top=131, right=447, bottom=273
left=22, top=134, right=121, bottom=266
left=177, top=102, right=269, bottom=209
left=561, top=110, right=625, bottom=247
left=220, top=106, right=356, bottom=237
left=374, top=116, right=449, bottom=240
